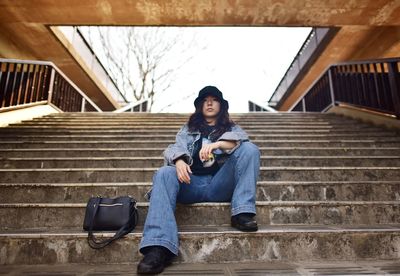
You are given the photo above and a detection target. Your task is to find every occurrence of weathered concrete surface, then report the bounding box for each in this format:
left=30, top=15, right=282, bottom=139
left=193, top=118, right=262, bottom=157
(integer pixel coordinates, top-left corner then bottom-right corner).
left=1, top=226, right=400, bottom=265
left=1, top=201, right=400, bottom=230
left=329, top=105, right=400, bottom=130
left=2, top=147, right=400, bottom=158
left=0, top=167, right=400, bottom=183
left=257, top=181, right=400, bottom=201
left=2, top=260, right=400, bottom=275
left=0, top=104, right=60, bottom=128
left=1, top=181, right=400, bottom=203
left=0, top=126, right=395, bottom=134
left=1, top=112, right=400, bottom=265
left=1, top=1, right=399, bottom=26
left=2, top=156, right=400, bottom=169
left=1, top=140, right=399, bottom=150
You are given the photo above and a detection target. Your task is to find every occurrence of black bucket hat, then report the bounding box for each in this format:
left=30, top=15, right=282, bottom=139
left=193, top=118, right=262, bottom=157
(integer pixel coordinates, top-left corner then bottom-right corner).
left=194, top=86, right=229, bottom=110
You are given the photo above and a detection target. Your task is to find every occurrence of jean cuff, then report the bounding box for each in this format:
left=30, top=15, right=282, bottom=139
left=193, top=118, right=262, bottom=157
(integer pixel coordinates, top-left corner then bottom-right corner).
left=231, top=205, right=256, bottom=216
left=139, top=238, right=179, bottom=256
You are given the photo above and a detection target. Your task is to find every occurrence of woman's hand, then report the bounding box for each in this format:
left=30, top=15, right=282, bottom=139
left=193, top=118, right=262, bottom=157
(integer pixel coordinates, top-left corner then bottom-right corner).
left=200, top=140, right=237, bottom=161
left=199, top=142, right=220, bottom=161
left=175, top=159, right=192, bottom=184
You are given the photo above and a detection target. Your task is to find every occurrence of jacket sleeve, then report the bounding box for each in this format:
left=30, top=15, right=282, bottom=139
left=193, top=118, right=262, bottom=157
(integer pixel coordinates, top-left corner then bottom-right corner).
left=163, top=124, right=192, bottom=166
left=217, top=124, right=249, bottom=154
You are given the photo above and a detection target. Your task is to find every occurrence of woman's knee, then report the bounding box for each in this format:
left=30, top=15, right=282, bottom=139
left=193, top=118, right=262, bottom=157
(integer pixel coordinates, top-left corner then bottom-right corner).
left=153, top=166, right=178, bottom=185
left=157, top=165, right=177, bottom=176
left=153, top=166, right=176, bottom=181
left=237, top=142, right=260, bottom=157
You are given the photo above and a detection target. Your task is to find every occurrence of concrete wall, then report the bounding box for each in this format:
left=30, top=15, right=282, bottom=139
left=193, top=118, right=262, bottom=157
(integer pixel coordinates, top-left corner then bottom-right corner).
left=327, top=104, right=400, bottom=130
left=0, top=104, right=60, bottom=127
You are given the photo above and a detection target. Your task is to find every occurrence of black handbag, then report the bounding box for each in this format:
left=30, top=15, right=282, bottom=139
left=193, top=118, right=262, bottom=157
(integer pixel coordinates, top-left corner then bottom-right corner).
left=83, top=196, right=139, bottom=249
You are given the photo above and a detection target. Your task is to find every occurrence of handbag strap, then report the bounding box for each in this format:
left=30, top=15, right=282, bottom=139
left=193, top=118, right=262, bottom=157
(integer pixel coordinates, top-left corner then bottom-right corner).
left=87, top=197, right=138, bottom=249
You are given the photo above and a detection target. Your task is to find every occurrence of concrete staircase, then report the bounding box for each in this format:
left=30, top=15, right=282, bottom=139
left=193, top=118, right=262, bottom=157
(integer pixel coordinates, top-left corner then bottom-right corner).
left=1, top=112, right=400, bottom=265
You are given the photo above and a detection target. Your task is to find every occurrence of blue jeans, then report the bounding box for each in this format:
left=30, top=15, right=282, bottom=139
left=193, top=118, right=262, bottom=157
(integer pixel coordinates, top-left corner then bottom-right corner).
left=139, top=142, right=260, bottom=255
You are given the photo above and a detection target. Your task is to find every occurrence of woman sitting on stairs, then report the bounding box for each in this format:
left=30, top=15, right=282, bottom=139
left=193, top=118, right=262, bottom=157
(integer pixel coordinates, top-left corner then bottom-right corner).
left=137, top=86, right=261, bottom=274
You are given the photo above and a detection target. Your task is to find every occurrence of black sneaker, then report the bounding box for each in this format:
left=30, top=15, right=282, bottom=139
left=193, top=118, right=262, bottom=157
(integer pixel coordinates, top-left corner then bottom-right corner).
left=137, top=246, right=174, bottom=274
left=231, top=213, right=258, bottom=232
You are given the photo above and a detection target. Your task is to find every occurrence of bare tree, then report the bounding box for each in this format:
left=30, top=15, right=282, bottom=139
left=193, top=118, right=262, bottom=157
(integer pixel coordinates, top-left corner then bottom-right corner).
left=81, top=26, right=201, bottom=111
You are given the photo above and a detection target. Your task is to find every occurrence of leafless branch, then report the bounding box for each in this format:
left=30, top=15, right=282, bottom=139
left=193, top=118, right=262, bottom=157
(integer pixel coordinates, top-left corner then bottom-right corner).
left=83, top=26, right=204, bottom=111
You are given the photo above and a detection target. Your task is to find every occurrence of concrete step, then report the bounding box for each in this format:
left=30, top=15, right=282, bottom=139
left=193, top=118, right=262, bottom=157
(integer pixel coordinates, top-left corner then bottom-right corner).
left=1, top=181, right=399, bottom=203
left=9, top=113, right=356, bottom=121
left=36, top=114, right=340, bottom=118
left=2, top=156, right=400, bottom=169
left=30, top=114, right=378, bottom=125
left=0, top=134, right=400, bottom=145
left=30, top=118, right=355, bottom=125
left=1, top=147, right=399, bottom=158
left=0, top=139, right=400, bottom=152
left=6, top=129, right=389, bottom=138
left=27, top=121, right=368, bottom=128
left=15, top=118, right=369, bottom=124
left=1, top=111, right=398, bottom=267
left=20, top=113, right=376, bottom=125
left=20, top=121, right=369, bottom=128
left=1, top=119, right=391, bottom=129
left=2, top=137, right=400, bottom=151
left=2, top=260, right=400, bottom=275
left=1, top=201, right=400, bottom=230
left=2, top=130, right=393, bottom=140
left=259, top=181, right=400, bottom=201
left=0, top=167, right=399, bottom=183
left=43, top=112, right=340, bottom=117
left=1, top=225, right=400, bottom=264
left=9, top=124, right=384, bottom=132
left=0, top=122, right=392, bottom=132
left=0, top=134, right=400, bottom=149
left=37, top=113, right=342, bottom=119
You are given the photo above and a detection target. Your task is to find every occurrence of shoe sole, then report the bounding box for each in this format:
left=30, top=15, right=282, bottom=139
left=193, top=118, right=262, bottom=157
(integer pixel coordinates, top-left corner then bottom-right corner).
left=231, top=223, right=258, bottom=232
left=137, top=259, right=173, bottom=274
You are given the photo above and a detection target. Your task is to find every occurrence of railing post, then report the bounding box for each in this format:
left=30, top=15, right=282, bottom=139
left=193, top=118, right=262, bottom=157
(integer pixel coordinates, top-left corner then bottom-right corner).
left=47, top=68, right=56, bottom=105
left=388, top=61, right=400, bottom=119
left=81, top=97, right=86, bottom=112
left=328, top=68, right=336, bottom=106
left=301, top=98, right=306, bottom=112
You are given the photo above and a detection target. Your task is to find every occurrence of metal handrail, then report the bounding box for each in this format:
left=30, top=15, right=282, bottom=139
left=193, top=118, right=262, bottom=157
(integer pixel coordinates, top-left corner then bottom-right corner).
left=0, top=58, right=102, bottom=112
left=113, top=98, right=148, bottom=113
left=268, top=27, right=338, bottom=108
left=290, top=57, right=400, bottom=119
left=248, top=100, right=277, bottom=112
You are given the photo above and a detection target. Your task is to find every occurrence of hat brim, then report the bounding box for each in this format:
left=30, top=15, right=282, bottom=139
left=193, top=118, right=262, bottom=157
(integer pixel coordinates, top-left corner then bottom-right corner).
left=194, top=94, right=229, bottom=110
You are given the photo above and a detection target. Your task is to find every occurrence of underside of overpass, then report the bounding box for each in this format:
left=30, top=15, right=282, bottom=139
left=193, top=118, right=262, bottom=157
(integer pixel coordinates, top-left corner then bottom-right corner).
left=0, top=0, right=399, bottom=111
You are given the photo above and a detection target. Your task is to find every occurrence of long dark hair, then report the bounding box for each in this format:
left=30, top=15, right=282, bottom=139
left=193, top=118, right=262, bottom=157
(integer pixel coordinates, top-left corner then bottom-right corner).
left=188, top=100, right=234, bottom=140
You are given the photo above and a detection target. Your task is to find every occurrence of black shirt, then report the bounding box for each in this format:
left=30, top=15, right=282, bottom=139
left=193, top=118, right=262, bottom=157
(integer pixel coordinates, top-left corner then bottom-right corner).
left=191, top=126, right=220, bottom=175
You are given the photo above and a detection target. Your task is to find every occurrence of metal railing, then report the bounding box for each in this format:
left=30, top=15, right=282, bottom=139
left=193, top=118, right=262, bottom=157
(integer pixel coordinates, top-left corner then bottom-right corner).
left=291, top=57, right=400, bottom=119
left=248, top=100, right=277, bottom=112
left=268, top=27, right=338, bottom=109
left=113, top=98, right=149, bottom=113
left=0, top=59, right=101, bottom=112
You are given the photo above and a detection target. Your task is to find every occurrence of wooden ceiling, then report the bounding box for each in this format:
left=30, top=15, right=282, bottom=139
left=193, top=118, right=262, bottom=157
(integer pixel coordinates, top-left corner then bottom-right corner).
left=1, top=0, right=399, bottom=26
left=0, top=0, right=399, bottom=110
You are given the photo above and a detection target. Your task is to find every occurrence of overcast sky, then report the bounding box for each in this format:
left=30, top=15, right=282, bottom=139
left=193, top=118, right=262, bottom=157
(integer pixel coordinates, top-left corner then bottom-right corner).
left=80, top=26, right=311, bottom=113
left=152, top=27, right=311, bottom=113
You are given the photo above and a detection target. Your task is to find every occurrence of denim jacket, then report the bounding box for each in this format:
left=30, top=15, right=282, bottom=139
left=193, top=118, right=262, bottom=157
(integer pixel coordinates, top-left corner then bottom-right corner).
left=164, top=123, right=249, bottom=166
